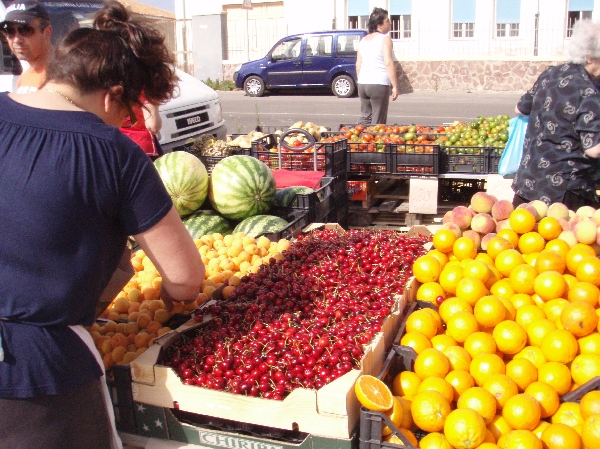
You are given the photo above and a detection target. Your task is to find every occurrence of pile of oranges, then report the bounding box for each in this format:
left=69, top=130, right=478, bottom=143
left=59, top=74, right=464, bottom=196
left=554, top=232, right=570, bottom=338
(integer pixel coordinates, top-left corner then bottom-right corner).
left=356, top=203, right=600, bottom=448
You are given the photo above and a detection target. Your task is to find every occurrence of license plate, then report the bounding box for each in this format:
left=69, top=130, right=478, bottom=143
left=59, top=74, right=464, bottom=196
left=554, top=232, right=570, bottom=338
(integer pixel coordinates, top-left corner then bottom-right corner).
left=175, top=112, right=208, bottom=130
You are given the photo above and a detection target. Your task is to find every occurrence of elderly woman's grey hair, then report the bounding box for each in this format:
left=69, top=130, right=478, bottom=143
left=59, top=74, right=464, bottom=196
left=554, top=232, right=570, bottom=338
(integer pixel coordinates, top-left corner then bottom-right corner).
left=569, top=20, right=600, bottom=64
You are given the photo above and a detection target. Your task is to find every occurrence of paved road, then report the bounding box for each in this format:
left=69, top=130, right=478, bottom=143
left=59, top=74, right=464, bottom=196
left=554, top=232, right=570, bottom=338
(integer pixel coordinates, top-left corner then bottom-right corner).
left=218, top=89, right=524, bottom=135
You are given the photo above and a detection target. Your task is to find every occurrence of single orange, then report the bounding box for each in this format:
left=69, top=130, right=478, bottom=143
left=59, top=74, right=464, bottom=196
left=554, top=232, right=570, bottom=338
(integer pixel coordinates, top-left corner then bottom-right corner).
left=384, top=428, right=419, bottom=446
left=502, top=393, right=541, bottom=431
left=578, top=332, right=600, bottom=355
left=497, top=429, right=542, bottom=449
left=540, top=423, right=582, bottom=449
left=510, top=293, right=535, bottom=309
left=541, top=329, right=579, bottom=364
left=457, top=386, right=497, bottom=425
left=406, top=309, right=440, bottom=340
left=537, top=361, right=572, bottom=396
left=463, top=259, right=492, bottom=283
left=538, top=216, right=563, bottom=241
left=381, top=396, right=405, bottom=437
left=445, top=369, right=475, bottom=402
left=580, top=390, right=600, bottom=419
left=534, top=270, right=568, bottom=301
left=438, top=296, right=473, bottom=323
left=446, top=311, right=480, bottom=343
left=417, top=376, right=455, bottom=404
left=487, top=414, right=513, bottom=441
left=391, top=370, right=421, bottom=398
left=513, top=346, right=547, bottom=369
left=506, top=358, right=538, bottom=391
left=524, top=251, right=540, bottom=267
left=487, top=235, right=515, bottom=259
left=400, top=331, right=433, bottom=355
left=414, top=348, right=451, bottom=380
left=431, top=334, right=458, bottom=352
left=419, top=432, right=455, bottom=449
left=456, top=276, right=489, bottom=306
left=508, top=264, right=538, bottom=294
left=543, top=298, right=569, bottom=322
left=476, top=252, right=495, bottom=266
left=551, top=402, right=584, bottom=427
left=417, top=281, right=446, bottom=304
left=532, top=420, right=551, bottom=440
left=395, top=396, right=413, bottom=429
left=509, top=209, right=537, bottom=234
left=525, top=318, right=557, bottom=347
left=442, top=345, right=473, bottom=372
left=497, top=229, right=520, bottom=248
left=518, top=231, right=546, bottom=255
left=422, top=305, right=445, bottom=333
left=444, top=408, right=487, bottom=449
left=493, top=320, right=528, bottom=356
left=571, top=353, right=600, bottom=386
left=564, top=272, right=580, bottom=290
left=485, top=265, right=504, bottom=290
left=535, top=250, right=567, bottom=274
left=576, top=256, right=600, bottom=286
left=483, top=373, right=519, bottom=410
left=524, top=381, right=560, bottom=418
left=568, top=281, right=600, bottom=307
left=439, top=264, right=465, bottom=295
left=515, top=304, right=546, bottom=328
left=566, top=244, right=597, bottom=275
left=464, top=331, right=498, bottom=358
left=410, top=390, right=452, bottom=432
left=470, top=353, right=506, bottom=387
left=560, top=301, right=598, bottom=338
left=433, top=229, right=459, bottom=253
left=355, top=374, right=394, bottom=412
left=490, top=279, right=516, bottom=300
left=429, top=249, right=450, bottom=269
left=545, top=238, right=572, bottom=259
left=413, top=254, right=442, bottom=283
left=474, top=295, right=507, bottom=328
left=581, top=415, right=600, bottom=449
left=495, top=249, right=526, bottom=277
left=453, top=236, right=478, bottom=261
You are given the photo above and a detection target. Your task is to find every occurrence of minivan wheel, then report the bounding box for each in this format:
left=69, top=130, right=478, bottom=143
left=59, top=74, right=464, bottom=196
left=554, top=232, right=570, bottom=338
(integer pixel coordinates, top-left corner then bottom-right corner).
left=244, top=76, right=266, bottom=97
left=332, top=75, right=355, bottom=98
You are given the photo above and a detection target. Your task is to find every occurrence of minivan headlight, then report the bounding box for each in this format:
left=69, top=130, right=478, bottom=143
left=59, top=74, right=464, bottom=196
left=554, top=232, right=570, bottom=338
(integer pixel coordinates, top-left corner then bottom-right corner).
left=215, top=101, right=223, bottom=123
left=234, top=64, right=242, bottom=72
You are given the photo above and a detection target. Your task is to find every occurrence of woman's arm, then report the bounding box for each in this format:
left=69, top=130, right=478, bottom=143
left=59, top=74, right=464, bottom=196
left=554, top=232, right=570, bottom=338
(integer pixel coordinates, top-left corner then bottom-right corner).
left=133, top=206, right=205, bottom=310
left=382, top=35, right=398, bottom=101
left=356, top=50, right=362, bottom=78
left=143, top=103, right=162, bottom=134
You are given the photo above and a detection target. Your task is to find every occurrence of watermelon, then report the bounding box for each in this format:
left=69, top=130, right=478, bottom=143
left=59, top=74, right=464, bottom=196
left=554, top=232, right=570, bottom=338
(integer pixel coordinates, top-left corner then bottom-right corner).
left=275, top=186, right=315, bottom=207
left=233, top=215, right=288, bottom=238
left=183, top=210, right=232, bottom=239
left=154, top=151, right=209, bottom=217
left=209, top=155, right=276, bottom=220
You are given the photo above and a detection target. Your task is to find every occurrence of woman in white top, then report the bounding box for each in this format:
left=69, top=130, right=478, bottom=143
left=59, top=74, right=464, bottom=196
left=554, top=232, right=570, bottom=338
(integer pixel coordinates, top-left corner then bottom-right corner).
left=356, top=7, right=398, bottom=125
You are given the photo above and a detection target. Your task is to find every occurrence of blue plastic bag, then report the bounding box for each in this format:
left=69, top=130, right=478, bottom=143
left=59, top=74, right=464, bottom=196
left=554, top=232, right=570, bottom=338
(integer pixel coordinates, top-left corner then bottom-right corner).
left=498, top=115, right=529, bottom=176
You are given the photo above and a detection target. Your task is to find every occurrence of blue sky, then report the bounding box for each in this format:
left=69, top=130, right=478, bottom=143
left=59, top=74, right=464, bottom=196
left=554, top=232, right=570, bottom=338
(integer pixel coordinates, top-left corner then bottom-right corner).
left=138, top=0, right=175, bottom=13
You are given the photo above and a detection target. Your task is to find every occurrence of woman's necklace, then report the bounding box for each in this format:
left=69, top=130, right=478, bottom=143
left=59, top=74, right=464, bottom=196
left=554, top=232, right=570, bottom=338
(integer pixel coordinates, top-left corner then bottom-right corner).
left=44, top=88, right=79, bottom=108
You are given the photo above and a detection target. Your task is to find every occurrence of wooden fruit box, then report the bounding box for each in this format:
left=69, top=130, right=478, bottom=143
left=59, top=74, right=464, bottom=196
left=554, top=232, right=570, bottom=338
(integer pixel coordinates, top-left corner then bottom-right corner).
left=128, top=223, right=427, bottom=439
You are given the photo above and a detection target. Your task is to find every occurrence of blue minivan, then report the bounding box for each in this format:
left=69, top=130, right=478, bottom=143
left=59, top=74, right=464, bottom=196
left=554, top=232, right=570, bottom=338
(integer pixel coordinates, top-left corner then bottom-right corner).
left=233, top=30, right=367, bottom=98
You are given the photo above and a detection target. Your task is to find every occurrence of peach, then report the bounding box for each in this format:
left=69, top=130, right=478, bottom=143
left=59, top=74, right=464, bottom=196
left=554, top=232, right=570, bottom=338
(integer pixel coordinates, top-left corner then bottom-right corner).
left=547, top=202, right=570, bottom=221
left=462, top=230, right=482, bottom=249
left=558, top=230, right=578, bottom=247
left=558, top=218, right=570, bottom=231
left=576, top=205, right=596, bottom=219
left=574, top=219, right=598, bottom=245
left=470, top=192, right=497, bottom=214
left=529, top=200, right=548, bottom=220
left=592, top=209, right=600, bottom=226
left=495, top=219, right=512, bottom=233
left=480, top=233, right=497, bottom=251
left=441, top=221, right=462, bottom=238
left=517, top=203, right=540, bottom=221
left=470, top=213, right=496, bottom=235
left=442, top=210, right=453, bottom=224
left=491, top=200, right=514, bottom=222
left=451, top=205, right=473, bottom=230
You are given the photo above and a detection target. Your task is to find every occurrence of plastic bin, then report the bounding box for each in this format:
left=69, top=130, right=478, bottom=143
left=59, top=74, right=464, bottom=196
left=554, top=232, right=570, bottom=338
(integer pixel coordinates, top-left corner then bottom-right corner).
left=105, top=364, right=137, bottom=433
left=392, top=143, right=439, bottom=176
left=279, top=176, right=343, bottom=224
left=440, top=146, right=491, bottom=174
left=264, top=208, right=310, bottom=241
left=486, top=147, right=503, bottom=174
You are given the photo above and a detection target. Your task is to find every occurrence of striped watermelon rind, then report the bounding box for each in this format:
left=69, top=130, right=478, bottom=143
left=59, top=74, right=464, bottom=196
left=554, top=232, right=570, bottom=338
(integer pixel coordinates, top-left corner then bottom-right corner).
left=154, top=151, right=209, bottom=217
left=275, top=186, right=315, bottom=207
left=183, top=210, right=232, bottom=239
left=209, top=155, right=276, bottom=220
left=233, top=215, right=288, bottom=238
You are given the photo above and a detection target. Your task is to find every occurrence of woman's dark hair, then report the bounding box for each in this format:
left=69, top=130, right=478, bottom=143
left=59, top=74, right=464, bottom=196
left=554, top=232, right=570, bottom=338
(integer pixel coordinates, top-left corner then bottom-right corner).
left=45, top=1, right=177, bottom=108
left=367, top=7, right=388, bottom=34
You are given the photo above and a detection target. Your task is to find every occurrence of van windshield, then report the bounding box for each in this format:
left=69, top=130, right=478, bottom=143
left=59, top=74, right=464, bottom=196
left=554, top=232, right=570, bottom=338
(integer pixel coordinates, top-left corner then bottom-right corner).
left=271, top=37, right=301, bottom=61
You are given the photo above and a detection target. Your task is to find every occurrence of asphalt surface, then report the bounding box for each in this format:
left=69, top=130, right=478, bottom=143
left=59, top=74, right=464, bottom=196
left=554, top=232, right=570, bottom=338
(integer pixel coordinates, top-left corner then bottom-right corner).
left=218, top=89, right=524, bottom=135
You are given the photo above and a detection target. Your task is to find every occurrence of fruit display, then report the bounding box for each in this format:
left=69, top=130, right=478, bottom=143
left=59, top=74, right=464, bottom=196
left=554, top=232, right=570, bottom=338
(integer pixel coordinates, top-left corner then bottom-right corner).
left=90, top=232, right=292, bottom=370
left=440, top=115, right=510, bottom=153
left=187, top=134, right=235, bottom=156
left=356, top=191, right=600, bottom=448
left=227, top=130, right=268, bottom=149
left=274, top=186, right=315, bottom=207
left=159, top=228, right=429, bottom=400
left=183, top=210, right=233, bottom=239
left=232, top=214, right=290, bottom=238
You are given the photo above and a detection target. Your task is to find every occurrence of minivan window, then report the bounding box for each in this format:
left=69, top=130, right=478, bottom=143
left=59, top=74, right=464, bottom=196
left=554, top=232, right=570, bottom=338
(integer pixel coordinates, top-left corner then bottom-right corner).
left=337, top=34, right=361, bottom=55
left=306, top=35, right=332, bottom=57
left=271, top=37, right=301, bottom=61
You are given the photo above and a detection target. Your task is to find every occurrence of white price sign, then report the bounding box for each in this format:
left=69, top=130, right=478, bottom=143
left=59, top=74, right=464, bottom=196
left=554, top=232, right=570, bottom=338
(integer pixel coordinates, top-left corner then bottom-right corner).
left=486, top=174, right=515, bottom=202
left=409, top=178, right=438, bottom=214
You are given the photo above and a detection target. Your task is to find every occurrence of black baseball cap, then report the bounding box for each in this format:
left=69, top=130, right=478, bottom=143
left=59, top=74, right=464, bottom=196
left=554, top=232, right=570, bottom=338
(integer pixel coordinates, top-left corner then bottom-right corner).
left=2, top=1, right=50, bottom=25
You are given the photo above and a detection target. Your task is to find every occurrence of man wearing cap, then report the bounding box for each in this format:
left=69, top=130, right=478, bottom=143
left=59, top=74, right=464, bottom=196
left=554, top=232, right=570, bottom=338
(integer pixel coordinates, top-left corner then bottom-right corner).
left=1, top=0, right=53, bottom=93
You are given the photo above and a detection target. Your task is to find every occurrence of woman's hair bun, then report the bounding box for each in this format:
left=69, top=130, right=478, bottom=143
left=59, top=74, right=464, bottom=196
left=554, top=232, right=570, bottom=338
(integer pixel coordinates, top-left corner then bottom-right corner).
left=93, top=1, right=130, bottom=34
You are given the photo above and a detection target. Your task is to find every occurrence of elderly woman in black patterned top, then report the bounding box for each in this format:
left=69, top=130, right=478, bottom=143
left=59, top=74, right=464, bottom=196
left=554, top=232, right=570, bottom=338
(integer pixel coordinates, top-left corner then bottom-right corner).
left=512, top=19, right=600, bottom=211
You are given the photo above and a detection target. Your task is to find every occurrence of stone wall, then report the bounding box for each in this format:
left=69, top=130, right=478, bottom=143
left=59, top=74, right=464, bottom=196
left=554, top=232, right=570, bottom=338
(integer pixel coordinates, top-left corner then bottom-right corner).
left=223, top=60, right=557, bottom=92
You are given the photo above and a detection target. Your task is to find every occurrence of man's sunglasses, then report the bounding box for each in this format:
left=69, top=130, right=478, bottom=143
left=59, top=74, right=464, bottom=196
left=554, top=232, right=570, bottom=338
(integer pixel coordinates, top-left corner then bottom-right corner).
left=1, top=24, right=38, bottom=38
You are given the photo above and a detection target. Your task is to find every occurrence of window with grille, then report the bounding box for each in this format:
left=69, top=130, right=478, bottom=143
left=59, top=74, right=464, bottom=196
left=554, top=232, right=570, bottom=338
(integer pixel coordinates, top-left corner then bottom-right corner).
left=452, top=0, right=475, bottom=39
left=390, top=0, right=412, bottom=39
left=348, top=0, right=369, bottom=29
left=496, top=0, right=520, bottom=37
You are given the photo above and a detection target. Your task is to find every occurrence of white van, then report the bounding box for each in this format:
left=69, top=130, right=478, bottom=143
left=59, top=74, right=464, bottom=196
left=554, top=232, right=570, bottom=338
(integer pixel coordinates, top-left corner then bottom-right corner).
left=0, top=2, right=226, bottom=151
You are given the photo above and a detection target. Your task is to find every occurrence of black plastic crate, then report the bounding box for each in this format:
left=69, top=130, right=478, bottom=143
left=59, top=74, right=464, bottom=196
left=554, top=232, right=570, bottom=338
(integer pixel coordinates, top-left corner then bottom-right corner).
left=392, top=143, right=439, bottom=176
left=251, top=135, right=347, bottom=177
left=319, top=188, right=349, bottom=228
left=279, top=176, right=341, bottom=224
left=359, top=346, right=419, bottom=449
left=486, top=147, right=504, bottom=174
left=263, top=208, right=310, bottom=241
left=177, top=143, right=250, bottom=174
left=438, top=178, right=486, bottom=203
left=321, top=132, right=393, bottom=176
left=440, top=146, right=491, bottom=174
left=106, top=364, right=137, bottom=433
